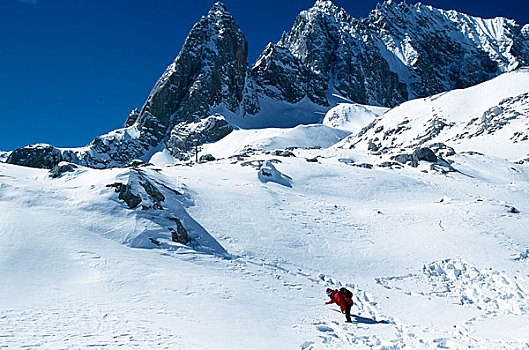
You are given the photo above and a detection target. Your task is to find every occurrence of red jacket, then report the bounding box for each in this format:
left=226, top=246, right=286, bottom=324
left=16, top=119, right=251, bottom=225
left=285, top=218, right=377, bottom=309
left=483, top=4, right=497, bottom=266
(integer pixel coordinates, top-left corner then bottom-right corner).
left=326, top=289, right=353, bottom=311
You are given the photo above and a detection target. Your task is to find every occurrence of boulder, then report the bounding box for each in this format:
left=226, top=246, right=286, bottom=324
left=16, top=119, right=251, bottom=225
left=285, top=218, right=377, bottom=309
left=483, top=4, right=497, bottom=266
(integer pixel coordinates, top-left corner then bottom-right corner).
left=509, top=206, right=520, bottom=214
left=7, top=144, right=62, bottom=169
left=49, top=162, right=77, bottom=178
left=169, top=218, right=192, bottom=244
left=199, top=154, right=216, bottom=163
left=352, top=163, right=374, bottom=169
left=272, top=150, right=295, bottom=157
left=378, top=161, right=402, bottom=168
left=126, top=159, right=150, bottom=168
left=367, top=141, right=380, bottom=152
left=413, top=147, right=438, bottom=163
left=428, top=143, right=456, bottom=158
left=392, top=153, right=419, bottom=167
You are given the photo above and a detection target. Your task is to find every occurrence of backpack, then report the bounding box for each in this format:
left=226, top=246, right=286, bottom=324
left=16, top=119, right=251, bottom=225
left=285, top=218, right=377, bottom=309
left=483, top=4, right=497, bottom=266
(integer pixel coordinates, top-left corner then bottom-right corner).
left=339, top=287, right=353, bottom=299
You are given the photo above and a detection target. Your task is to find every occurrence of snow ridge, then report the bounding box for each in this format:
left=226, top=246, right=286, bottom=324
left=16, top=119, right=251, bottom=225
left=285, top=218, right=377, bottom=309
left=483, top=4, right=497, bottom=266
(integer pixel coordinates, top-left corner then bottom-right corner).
left=340, top=68, right=529, bottom=160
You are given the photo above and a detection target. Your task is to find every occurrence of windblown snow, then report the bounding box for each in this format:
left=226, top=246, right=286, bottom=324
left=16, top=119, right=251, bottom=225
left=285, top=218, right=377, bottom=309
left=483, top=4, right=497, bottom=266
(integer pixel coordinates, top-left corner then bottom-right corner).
left=1, top=73, right=529, bottom=349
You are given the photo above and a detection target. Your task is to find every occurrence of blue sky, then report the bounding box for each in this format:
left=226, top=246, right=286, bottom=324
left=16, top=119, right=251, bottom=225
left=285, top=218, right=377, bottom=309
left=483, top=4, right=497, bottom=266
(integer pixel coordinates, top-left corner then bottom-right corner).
left=1, top=0, right=528, bottom=151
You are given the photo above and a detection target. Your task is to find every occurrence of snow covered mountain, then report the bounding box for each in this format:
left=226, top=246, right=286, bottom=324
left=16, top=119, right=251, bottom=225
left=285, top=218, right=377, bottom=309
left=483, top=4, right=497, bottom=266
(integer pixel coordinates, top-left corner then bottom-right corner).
left=272, top=0, right=529, bottom=105
left=6, top=0, right=528, bottom=168
left=340, top=67, right=529, bottom=162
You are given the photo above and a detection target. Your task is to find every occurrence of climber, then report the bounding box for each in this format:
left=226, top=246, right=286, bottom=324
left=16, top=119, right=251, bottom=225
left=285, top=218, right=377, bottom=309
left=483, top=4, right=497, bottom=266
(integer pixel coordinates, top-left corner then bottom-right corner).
left=325, top=287, right=353, bottom=322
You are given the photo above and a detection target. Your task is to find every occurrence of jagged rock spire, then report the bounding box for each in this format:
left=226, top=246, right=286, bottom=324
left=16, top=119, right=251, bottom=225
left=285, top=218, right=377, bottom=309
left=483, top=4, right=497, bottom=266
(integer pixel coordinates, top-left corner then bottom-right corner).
left=132, top=2, right=253, bottom=154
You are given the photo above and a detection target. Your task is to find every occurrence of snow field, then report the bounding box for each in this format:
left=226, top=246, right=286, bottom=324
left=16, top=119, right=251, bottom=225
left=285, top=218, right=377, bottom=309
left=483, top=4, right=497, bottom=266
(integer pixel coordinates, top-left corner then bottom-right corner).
left=2, top=66, right=529, bottom=347
left=167, top=148, right=529, bottom=348
left=2, top=144, right=529, bottom=348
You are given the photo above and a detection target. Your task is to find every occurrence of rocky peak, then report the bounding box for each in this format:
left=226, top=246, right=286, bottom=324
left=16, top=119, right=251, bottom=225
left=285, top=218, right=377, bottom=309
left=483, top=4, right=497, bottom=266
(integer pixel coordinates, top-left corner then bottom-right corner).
left=309, top=0, right=344, bottom=16
left=313, top=0, right=334, bottom=9
left=130, top=2, right=250, bottom=156
left=374, top=0, right=411, bottom=12
left=209, top=2, right=230, bottom=15
left=364, top=2, right=529, bottom=96
left=9, top=1, right=528, bottom=169
left=278, top=1, right=355, bottom=72
left=276, top=1, right=406, bottom=106
left=251, top=42, right=328, bottom=105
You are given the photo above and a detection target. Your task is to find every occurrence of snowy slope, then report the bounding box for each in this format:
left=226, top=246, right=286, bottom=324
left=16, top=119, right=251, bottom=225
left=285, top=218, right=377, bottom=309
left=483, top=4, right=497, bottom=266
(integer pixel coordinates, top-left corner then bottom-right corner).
left=341, top=68, right=529, bottom=160
left=200, top=124, right=350, bottom=159
left=2, top=137, right=529, bottom=348
left=322, top=103, right=389, bottom=133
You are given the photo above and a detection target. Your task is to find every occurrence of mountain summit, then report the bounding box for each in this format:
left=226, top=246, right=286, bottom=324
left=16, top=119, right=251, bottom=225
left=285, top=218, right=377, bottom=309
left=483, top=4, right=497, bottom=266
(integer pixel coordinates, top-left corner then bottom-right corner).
left=275, top=0, right=528, bottom=106
left=129, top=1, right=254, bottom=138
left=114, top=2, right=256, bottom=161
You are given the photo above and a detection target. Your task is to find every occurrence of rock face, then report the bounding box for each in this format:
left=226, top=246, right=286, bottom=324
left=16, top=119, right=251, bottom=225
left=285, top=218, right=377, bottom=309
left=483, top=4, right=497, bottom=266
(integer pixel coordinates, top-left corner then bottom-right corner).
left=251, top=43, right=328, bottom=106
left=9, top=1, right=528, bottom=168
left=365, top=1, right=528, bottom=97
left=7, top=144, right=62, bottom=169
left=274, top=0, right=528, bottom=106
left=168, top=114, right=233, bottom=160
left=274, top=1, right=408, bottom=107
left=136, top=2, right=255, bottom=145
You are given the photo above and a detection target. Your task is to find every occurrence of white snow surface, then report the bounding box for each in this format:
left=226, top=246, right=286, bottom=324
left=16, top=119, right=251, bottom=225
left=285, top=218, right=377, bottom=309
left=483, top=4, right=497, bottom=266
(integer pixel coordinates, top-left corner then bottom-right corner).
left=340, top=68, right=529, bottom=160
left=2, top=139, right=529, bottom=348
left=218, top=96, right=329, bottom=129
left=149, top=148, right=177, bottom=166
left=201, top=124, right=350, bottom=159
left=322, top=103, right=389, bottom=133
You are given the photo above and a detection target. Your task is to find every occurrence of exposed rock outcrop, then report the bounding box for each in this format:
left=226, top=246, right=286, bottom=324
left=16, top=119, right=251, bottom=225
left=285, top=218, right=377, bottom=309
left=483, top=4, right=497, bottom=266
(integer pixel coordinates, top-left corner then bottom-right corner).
left=169, top=218, right=192, bottom=244
left=49, top=162, right=78, bottom=178
left=7, top=144, right=62, bottom=169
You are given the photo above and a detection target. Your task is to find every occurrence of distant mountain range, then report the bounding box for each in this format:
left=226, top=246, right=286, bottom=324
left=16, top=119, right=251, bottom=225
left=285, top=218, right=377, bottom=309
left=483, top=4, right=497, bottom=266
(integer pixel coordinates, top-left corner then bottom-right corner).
left=6, top=0, right=529, bottom=168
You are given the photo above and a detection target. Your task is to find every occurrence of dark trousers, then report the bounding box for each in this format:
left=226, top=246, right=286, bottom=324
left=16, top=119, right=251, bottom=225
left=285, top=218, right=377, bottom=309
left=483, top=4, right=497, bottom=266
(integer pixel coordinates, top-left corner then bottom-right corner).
left=344, top=302, right=352, bottom=322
